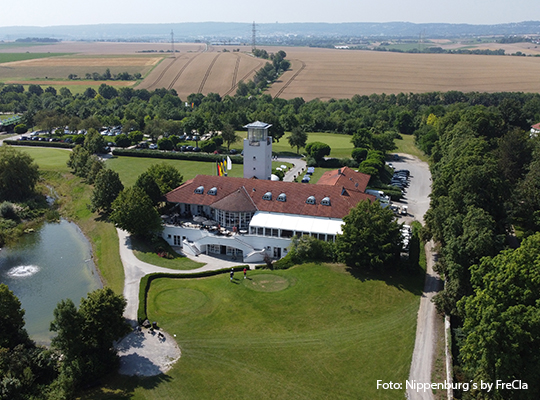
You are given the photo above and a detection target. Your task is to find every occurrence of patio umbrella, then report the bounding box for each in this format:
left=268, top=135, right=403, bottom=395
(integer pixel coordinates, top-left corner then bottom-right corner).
left=203, top=220, right=218, bottom=227
left=193, top=215, right=207, bottom=223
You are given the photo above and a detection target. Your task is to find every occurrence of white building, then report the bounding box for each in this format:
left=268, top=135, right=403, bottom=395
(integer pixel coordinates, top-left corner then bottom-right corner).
left=162, top=167, right=375, bottom=263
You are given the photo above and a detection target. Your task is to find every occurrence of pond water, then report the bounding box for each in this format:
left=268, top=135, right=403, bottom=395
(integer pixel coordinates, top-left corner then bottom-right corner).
left=0, top=219, right=102, bottom=345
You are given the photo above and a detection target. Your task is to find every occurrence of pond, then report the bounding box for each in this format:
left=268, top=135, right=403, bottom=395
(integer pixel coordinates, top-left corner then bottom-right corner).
left=0, top=219, right=102, bottom=345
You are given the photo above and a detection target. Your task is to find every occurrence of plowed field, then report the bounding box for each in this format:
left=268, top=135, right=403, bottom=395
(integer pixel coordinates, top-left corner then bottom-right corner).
left=138, top=51, right=263, bottom=99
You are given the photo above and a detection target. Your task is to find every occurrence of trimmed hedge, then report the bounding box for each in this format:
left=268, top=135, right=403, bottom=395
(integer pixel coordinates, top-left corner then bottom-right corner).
left=4, top=139, right=75, bottom=149
left=137, top=266, right=248, bottom=322
left=112, top=148, right=244, bottom=164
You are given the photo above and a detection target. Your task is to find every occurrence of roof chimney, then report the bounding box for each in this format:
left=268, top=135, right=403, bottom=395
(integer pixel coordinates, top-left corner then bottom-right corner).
left=338, top=169, right=341, bottom=175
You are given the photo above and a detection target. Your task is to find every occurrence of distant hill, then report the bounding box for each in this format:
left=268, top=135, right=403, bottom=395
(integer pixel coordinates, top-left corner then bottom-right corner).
left=1, top=21, right=540, bottom=42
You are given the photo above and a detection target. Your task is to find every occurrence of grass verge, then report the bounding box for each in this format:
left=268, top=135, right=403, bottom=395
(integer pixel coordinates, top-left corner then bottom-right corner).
left=130, top=236, right=204, bottom=271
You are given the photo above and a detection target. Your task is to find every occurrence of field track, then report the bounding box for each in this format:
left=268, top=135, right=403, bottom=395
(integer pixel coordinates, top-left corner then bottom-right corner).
left=197, top=53, right=221, bottom=93
left=272, top=59, right=306, bottom=99
left=167, top=53, right=203, bottom=90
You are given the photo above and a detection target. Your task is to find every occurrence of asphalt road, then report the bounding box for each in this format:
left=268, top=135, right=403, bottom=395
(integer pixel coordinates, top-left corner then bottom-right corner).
left=391, top=154, right=441, bottom=400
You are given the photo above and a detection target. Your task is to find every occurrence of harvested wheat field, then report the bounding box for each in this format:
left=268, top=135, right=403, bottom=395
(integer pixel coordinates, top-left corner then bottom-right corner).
left=265, top=47, right=540, bottom=100
left=138, top=50, right=263, bottom=99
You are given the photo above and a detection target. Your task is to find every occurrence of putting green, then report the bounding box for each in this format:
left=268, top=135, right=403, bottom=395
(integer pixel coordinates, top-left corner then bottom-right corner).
left=244, top=274, right=290, bottom=292
left=154, top=288, right=208, bottom=314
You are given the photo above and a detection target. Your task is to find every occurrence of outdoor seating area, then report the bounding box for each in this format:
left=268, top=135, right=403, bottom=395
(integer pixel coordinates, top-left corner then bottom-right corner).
left=161, top=213, right=240, bottom=237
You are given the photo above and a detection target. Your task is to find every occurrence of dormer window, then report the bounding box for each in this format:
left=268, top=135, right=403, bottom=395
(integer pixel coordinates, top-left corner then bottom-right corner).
left=263, top=192, right=272, bottom=200
left=321, top=197, right=331, bottom=206
left=194, top=186, right=204, bottom=194
left=306, top=195, right=316, bottom=205
left=208, top=187, right=217, bottom=196
left=277, top=193, right=286, bottom=202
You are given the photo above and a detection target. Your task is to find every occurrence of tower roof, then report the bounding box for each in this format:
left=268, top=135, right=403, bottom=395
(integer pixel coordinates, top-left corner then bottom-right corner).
left=244, top=121, right=272, bottom=129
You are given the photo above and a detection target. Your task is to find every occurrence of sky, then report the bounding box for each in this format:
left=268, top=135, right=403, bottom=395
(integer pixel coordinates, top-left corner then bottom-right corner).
left=3, top=0, right=539, bottom=27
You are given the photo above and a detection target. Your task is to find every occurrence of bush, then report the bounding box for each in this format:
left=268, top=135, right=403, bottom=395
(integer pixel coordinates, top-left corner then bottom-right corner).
left=14, top=123, right=27, bottom=134
left=0, top=202, right=18, bottom=220
left=4, top=140, right=74, bottom=149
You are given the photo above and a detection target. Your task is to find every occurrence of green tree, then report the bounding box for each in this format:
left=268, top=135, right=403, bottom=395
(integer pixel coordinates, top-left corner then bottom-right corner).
left=351, top=147, right=368, bottom=163
left=0, top=284, right=30, bottom=349
left=28, top=84, right=44, bottom=96
left=90, top=169, right=124, bottom=213
left=394, top=111, right=415, bottom=135
left=157, top=137, right=174, bottom=151
left=0, top=146, right=39, bottom=202
left=114, top=133, right=131, bottom=148
left=458, top=233, right=540, bottom=399
left=50, top=288, right=130, bottom=390
left=305, top=141, right=331, bottom=163
left=336, top=200, right=402, bottom=270
left=134, top=171, right=162, bottom=205
left=200, top=139, right=217, bottom=153
left=351, top=128, right=373, bottom=148
left=128, top=130, right=144, bottom=144
left=145, top=163, right=183, bottom=196
left=83, top=87, right=97, bottom=99
left=110, top=187, right=163, bottom=236
left=287, top=126, right=308, bottom=154
left=221, top=123, right=239, bottom=151
left=67, top=145, right=91, bottom=178
left=83, top=128, right=105, bottom=154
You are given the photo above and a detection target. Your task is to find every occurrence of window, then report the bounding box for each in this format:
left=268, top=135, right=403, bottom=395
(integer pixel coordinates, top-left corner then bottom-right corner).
left=321, top=197, right=331, bottom=206
left=277, top=193, right=286, bottom=202
left=263, top=192, right=272, bottom=200
left=306, top=195, right=316, bottom=205
left=194, top=186, right=204, bottom=194
left=208, top=187, right=217, bottom=196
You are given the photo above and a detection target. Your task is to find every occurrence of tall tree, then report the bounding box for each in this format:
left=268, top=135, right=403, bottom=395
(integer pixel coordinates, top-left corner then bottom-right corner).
left=110, top=187, right=163, bottom=237
left=221, top=123, right=239, bottom=151
left=145, top=163, right=183, bottom=196
left=459, top=233, right=540, bottom=399
left=0, top=146, right=39, bottom=202
left=90, top=169, right=124, bottom=214
left=336, top=200, right=402, bottom=270
left=0, top=284, right=30, bottom=349
left=287, top=126, right=308, bottom=154
left=83, top=128, right=106, bottom=155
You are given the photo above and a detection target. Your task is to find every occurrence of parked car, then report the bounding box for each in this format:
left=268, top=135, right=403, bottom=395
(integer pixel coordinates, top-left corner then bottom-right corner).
left=149, top=143, right=158, bottom=150
left=193, top=147, right=201, bottom=152
left=229, top=149, right=238, bottom=154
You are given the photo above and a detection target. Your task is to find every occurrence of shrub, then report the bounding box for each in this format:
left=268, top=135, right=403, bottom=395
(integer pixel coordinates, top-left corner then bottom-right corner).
left=0, top=202, right=18, bottom=220
left=14, top=123, right=27, bottom=134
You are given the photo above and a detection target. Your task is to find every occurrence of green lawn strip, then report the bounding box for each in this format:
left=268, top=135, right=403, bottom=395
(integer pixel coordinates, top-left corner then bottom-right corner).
left=130, top=235, right=204, bottom=271
left=93, top=263, right=421, bottom=399
left=0, top=53, right=73, bottom=63
left=15, top=146, right=71, bottom=171
left=394, top=134, right=428, bottom=162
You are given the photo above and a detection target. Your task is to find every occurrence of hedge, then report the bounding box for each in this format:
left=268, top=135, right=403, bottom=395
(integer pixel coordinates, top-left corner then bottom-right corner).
left=112, top=148, right=244, bottom=164
left=4, top=139, right=75, bottom=149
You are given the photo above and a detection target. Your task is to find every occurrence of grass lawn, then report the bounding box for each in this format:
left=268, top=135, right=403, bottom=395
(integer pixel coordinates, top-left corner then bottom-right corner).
left=233, top=131, right=355, bottom=159
left=15, top=146, right=71, bottom=171
left=86, top=263, right=423, bottom=399
left=393, top=134, right=428, bottom=162
left=130, top=236, right=204, bottom=270
left=106, top=155, right=294, bottom=187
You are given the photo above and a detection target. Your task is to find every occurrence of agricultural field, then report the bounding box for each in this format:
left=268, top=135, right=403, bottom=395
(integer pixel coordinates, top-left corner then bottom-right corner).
left=266, top=46, right=540, bottom=100
left=138, top=50, right=264, bottom=99
left=88, top=263, right=422, bottom=399
left=1, top=41, right=540, bottom=101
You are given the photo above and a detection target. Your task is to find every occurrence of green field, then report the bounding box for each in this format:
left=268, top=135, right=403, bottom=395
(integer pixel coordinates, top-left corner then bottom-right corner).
left=0, top=42, right=50, bottom=50
left=0, top=53, right=73, bottom=63
left=86, top=263, right=422, bottom=399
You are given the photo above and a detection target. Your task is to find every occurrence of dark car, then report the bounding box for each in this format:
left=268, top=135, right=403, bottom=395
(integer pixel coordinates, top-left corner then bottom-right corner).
left=229, top=149, right=238, bottom=155
left=193, top=147, right=201, bottom=152
left=186, top=145, right=194, bottom=151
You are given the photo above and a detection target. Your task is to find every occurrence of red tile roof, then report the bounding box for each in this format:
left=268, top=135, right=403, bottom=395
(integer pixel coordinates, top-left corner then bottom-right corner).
left=317, top=166, right=370, bottom=192
left=165, top=173, right=375, bottom=219
left=532, top=123, right=540, bottom=131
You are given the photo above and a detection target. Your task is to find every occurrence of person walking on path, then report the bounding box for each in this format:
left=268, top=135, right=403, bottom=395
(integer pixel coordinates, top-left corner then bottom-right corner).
left=243, top=267, right=247, bottom=279
left=230, top=268, right=234, bottom=282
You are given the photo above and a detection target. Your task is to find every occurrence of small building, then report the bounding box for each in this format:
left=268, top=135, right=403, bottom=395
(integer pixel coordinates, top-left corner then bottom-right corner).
left=531, top=122, right=540, bottom=137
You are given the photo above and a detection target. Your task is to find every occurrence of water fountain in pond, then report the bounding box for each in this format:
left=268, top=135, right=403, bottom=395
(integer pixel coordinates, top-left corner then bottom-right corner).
left=7, top=265, right=40, bottom=278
